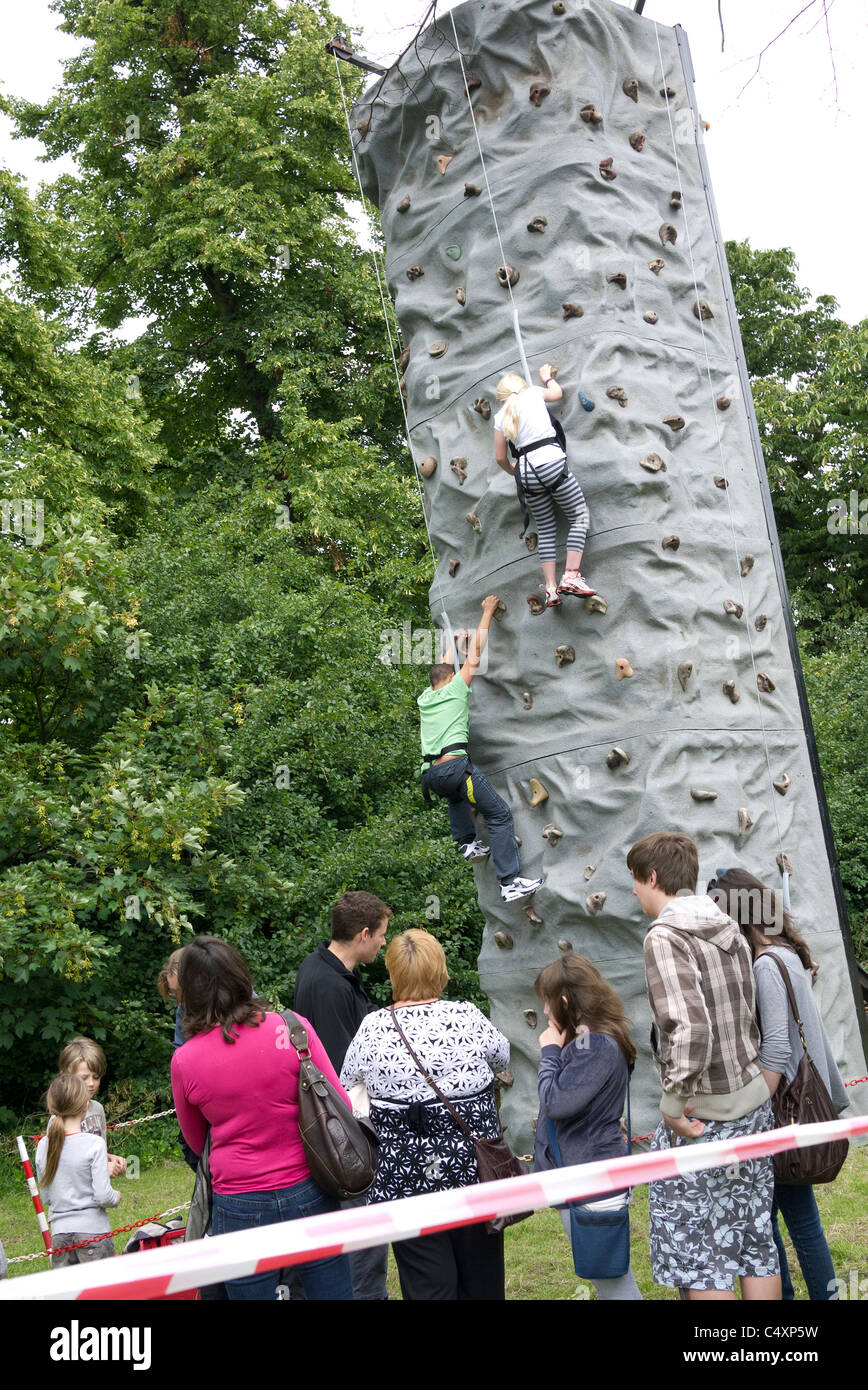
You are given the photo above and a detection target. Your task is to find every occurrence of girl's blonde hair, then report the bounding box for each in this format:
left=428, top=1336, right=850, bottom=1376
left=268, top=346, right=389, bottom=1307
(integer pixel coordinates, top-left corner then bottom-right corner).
left=42, top=1073, right=90, bottom=1188
left=495, top=373, right=528, bottom=443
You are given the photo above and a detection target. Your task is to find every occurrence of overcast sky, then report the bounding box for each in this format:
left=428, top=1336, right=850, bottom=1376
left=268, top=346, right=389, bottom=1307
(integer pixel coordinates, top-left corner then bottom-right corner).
left=0, top=0, right=864, bottom=322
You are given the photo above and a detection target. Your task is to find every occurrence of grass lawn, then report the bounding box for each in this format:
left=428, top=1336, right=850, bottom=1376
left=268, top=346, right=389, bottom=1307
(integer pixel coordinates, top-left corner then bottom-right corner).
left=4, top=1143, right=866, bottom=1298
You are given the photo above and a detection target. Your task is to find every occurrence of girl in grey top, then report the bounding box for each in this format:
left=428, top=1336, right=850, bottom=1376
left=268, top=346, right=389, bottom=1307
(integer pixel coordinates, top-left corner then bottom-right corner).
left=709, top=868, right=848, bottom=1301
left=35, top=1073, right=120, bottom=1267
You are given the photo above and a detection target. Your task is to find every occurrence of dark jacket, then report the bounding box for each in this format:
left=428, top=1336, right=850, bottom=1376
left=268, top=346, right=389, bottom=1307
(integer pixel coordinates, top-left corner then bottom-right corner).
left=534, top=1032, right=629, bottom=1172
left=293, top=942, right=376, bottom=1073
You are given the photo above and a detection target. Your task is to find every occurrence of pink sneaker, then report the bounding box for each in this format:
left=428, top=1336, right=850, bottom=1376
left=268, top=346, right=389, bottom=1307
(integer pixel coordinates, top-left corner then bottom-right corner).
left=545, top=586, right=562, bottom=608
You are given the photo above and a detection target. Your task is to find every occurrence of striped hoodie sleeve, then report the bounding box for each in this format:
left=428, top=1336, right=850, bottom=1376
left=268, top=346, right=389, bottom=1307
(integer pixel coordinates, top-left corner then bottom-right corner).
left=644, top=926, right=714, bottom=1117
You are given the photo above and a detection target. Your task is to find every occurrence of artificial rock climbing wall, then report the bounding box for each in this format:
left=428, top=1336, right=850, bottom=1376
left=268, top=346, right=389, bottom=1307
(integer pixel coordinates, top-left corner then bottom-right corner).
left=353, top=0, right=867, bottom=1146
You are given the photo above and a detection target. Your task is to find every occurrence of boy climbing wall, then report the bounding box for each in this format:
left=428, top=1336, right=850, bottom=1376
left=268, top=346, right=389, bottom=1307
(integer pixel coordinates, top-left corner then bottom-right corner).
left=419, top=595, right=542, bottom=903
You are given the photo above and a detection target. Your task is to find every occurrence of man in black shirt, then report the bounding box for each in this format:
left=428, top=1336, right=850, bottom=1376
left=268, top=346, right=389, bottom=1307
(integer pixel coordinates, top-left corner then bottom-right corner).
left=293, top=890, right=392, bottom=1299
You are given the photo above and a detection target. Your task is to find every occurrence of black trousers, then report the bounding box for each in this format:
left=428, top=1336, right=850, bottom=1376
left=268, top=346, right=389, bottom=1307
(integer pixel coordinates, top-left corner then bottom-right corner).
left=393, top=1224, right=505, bottom=1301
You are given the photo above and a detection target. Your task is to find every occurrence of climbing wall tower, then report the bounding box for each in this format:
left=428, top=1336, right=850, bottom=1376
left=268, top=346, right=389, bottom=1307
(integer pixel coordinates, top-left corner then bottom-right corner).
left=352, top=0, right=868, bottom=1145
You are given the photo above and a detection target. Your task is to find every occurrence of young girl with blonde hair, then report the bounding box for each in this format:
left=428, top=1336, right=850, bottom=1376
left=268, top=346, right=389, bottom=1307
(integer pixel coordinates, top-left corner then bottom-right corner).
left=494, top=364, right=595, bottom=608
left=35, top=1073, right=121, bottom=1268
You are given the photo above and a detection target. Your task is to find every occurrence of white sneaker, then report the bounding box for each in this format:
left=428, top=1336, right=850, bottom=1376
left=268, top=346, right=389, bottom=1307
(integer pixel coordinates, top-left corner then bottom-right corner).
left=460, top=839, right=491, bottom=863
left=500, top=876, right=543, bottom=902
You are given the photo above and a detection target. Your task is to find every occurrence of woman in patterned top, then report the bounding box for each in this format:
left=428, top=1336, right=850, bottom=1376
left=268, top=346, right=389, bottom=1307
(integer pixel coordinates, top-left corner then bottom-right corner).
left=341, top=929, right=510, bottom=1301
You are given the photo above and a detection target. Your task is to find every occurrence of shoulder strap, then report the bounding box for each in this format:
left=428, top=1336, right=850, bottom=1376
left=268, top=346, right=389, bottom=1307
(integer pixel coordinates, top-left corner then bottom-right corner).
left=280, top=1009, right=312, bottom=1060
left=388, top=1006, right=477, bottom=1141
left=763, top=952, right=809, bottom=1054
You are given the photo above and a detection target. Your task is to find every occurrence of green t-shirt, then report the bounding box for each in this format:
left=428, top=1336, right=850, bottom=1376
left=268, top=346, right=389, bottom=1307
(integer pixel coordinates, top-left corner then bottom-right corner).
left=417, top=676, right=470, bottom=764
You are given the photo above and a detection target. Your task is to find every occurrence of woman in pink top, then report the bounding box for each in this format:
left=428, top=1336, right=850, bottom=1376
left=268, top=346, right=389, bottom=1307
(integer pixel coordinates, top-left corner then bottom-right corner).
left=171, top=935, right=353, bottom=1300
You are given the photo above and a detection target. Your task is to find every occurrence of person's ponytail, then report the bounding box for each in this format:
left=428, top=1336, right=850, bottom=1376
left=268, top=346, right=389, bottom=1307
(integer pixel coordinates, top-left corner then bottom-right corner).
left=42, top=1073, right=89, bottom=1187
left=495, top=373, right=528, bottom=443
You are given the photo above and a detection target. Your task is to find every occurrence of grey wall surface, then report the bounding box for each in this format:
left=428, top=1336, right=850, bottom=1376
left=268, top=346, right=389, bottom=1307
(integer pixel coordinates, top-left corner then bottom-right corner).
left=353, top=0, right=867, bottom=1147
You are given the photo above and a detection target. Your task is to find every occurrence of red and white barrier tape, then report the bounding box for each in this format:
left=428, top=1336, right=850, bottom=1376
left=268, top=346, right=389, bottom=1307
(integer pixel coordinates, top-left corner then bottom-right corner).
left=3, top=1114, right=865, bottom=1301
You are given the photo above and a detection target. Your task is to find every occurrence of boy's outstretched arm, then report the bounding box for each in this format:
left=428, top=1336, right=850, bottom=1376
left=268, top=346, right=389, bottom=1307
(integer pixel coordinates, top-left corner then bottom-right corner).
left=460, top=596, right=500, bottom=685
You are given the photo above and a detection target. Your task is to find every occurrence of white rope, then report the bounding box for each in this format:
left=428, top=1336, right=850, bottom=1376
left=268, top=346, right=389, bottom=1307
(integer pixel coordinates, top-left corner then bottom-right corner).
left=332, top=53, right=446, bottom=619
left=653, top=24, right=790, bottom=886
left=447, top=10, right=532, bottom=383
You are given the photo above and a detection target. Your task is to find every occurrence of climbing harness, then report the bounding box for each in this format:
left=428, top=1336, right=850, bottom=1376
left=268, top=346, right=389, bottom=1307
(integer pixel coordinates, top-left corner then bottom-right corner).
left=420, top=741, right=470, bottom=804
left=509, top=414, right=570, bottom=538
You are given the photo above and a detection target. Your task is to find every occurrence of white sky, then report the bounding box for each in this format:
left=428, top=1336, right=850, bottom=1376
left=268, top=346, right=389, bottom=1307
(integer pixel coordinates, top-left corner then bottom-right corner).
left=0, top=0, right=864, bottom=322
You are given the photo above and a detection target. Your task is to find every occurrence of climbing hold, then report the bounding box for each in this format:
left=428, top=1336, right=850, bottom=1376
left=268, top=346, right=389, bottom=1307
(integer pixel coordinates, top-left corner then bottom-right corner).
left=690, top=788, right=718, bottom=802
left=428, top=339, right=447, bottom=357
left=659, top=223, right=678, bottom=246
left=523, top=1009, right=538, bottom=1028
left=553, top=0, right=566, bottom=12
left=456, top=287, right=466, bottom=305
left=448, top=558, right=460, bottom=578
left=662, top=534, right=680, bottom=551
left=615, top=658, right=634, bottom=680
left=525, top=531, right=538, bottom=552
left=606, top=385, right=628, bottom=407
left=556, top=644, right=576, bottom=668
left=497, top=264, right=519, bottom=288
left=529, top=777, right=549, bottom=807
left=584, top=864, right=597, bottom=881
left=677, top=660, right=693, bottom=691
left=465, top=72, right=482, bottom=91
left=776, top=852, right=793, bottom=876
left=525, top=904, right=543, bottom=925
left=529, top=83, right=550, bottom=107
left=649, top=258, right=665, bottom=275
left=495, top=1068, right=515, bottom=1088
left=660, top=86, right=676, bottom=98
left=580, top=103, right=603, bottom=125
left=738, top=808, right=753, bottom=836
left=557, top=937, right=572, bottom=953
left=629, top=131, right=646, bottom=151
left=640, top=452, right=667, bottom=472
left=599, top=157, right=617, bottom=181
left=723, top=599, right=744, bottom=618
left=514, top=836, right=522, bottom=847
left=663, top=414, right=685, bottom=431
left=450, top=457, right=467, bottom=485
left=693, top=299, right=714, bottom=320
left=586, top=891, right=607, bottom=916
left=643, top=310, right=659, bottom=324
left=436, top=154, right=453, bottom=174
left=579, top=391, right=595, bottom=412
left=493, top=600, right=507, bottom=621
left=606, top=746, right=630, bottom=769
left=755, top=614, right=768, bottom=632
left=562, top=302, right=584, bottom=319
left=670, top=189, right=682, bottom=209
left=757, top=672, right=776, bottom=694
left=740, top=554, right=755, bottom=577
left=473, top=398, right=491, bottom=420
left=717, top=395, right=732, bottom=410
left=465, top=511, right=482, bottom=533
left=407, top=265, right=424, bottom=280
left=541, top=823, right=564, bottom=847
left=526, top=593, right=546, bottom=616
left=397, top=194, right=411, bottom=214
left=356, top=118, right=371, bottom=141
left=445, top=245, right=461, bottom=261
left=585, top=593, right=607, bottom=614
left=773, top=772, right=790, bottom=795
left=606, top=272, right=627, bottom=290
left=714, top=475, right=728, bottom=489
left=522, top=692, right=533, bottom=710
left=493, top=931, right=514, bottom=950
left=623, top=77, right=639, bottom=102
left=464, top=182, right=482, bottom=198
left=527, top=215, right=548, bottom=233
left=418, top=456, right=437, bottom=478
left=723, top=680, right=740, bottom=704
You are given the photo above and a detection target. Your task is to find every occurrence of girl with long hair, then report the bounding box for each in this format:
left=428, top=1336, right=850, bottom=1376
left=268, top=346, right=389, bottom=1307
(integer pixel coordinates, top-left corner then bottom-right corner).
left=493, top=364, right=595, bottom=608
left=533, top=953, right=642, bottom=1300
left=708, top=867, right=848, bottom=1301
left=35, top=1073, right=120, bottom=1268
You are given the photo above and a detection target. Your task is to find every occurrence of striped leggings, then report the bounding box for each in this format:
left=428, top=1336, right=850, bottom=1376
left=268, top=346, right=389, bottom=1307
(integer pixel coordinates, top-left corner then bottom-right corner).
left=520, top=455, right=590, bottom=562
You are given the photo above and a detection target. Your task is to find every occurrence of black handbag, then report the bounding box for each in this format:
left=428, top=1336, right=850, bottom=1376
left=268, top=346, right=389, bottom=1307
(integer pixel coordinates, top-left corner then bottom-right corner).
left=764, top=954, right=849, bottom=1186
left=281, top=1010, right=380, bottom=1199
left=388, top=1006, right=531, bottom=1233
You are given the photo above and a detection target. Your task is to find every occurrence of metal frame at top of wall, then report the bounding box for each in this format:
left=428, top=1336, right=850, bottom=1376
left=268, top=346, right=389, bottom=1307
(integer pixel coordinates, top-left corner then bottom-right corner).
left=672, top=24, right=868, bottom=1068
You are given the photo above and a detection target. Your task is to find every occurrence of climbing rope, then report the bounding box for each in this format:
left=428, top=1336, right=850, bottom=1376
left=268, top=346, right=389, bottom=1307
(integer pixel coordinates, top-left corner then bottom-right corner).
left=653, top=23, right=792, bottom=905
